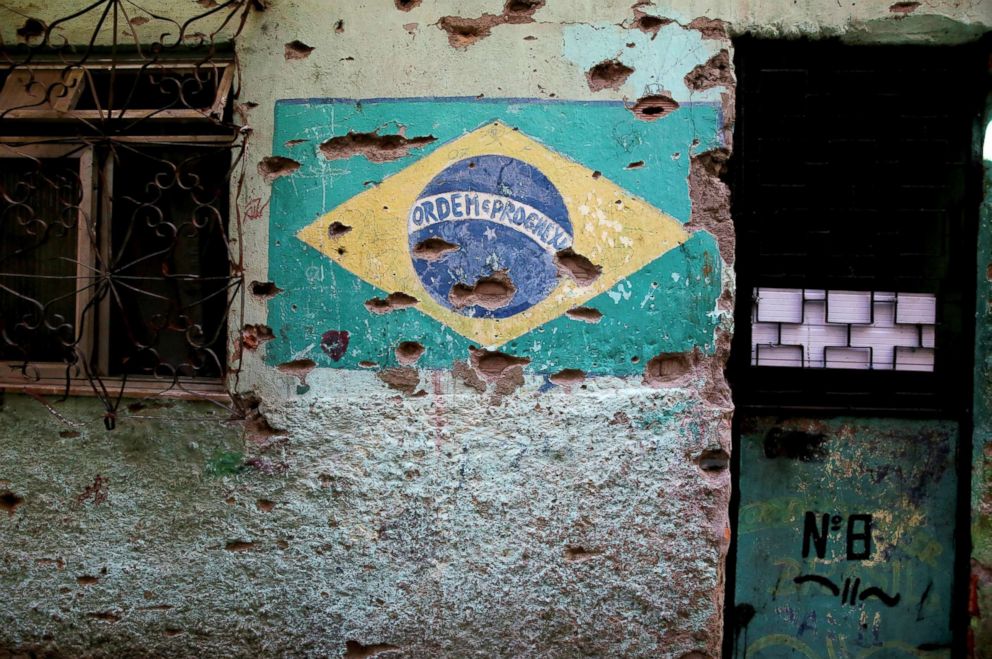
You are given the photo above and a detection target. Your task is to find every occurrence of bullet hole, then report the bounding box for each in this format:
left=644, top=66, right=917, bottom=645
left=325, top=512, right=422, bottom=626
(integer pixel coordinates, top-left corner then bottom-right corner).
left=320, top=131, right=436, bottom=163
left=565, top=306, right=603, bottom=323
left=16, top=18, right=45, bottom=42
left=635, top=13, right=671, bottom=34
left=284, top=40, right=315, bottom=60
left=364, top=292, right=418, bottom=314
left=504, top=0, right=545, bottom=16
left=412, top=237, right=460, bottom=261
left=256, top=499, right=276, bottom=512
left=585, top=59, right=634, bottom=92
left=77, top=575, right=100, bottom=585
left=591, top=170, right=602, bottom=179
left=129, top=16, right=150, bottom=26
left=240, top=324, right=275, bottom=351
left=889, top=1, right=920, bottom=12
left=328, top=221, right=352, bottom=238
left=335, top=19, right=344, bottom=33
left=644, top=351, right=693, bottom=385
left=763, top=427, right=828, bottom=462
left=554, top=249, right=602, bottom=286
left=250, top=280, right=282, bottom=299
left=437, top=1, right=542, bottom=48
left=59, top=430, right=81, bottom=438
left=697, top=447, right=730, bottom=473
left=395, top=341, right=425, bottom=366
left=436, top=15, right=501, bottom=48
left=88, top=611, right=122, bottom=623
left=0, top=491, right=23, bottom=515
left=257, top=155, right=300, bottom=182
left=449, top=271, right=517, bottom=311
left=403, top=23, right=418, bottom=34
left=626, top=160, right=645, bottom=169
left=276, top=359, right=317, bottom=385
left=224, top=540, right=256, bottom=552
left=321, top=330, right=350, bottom=361
left=687, top=16, right=729, bottom=40
left=549, top=369, right=586, bottom=387
left=395, top=0, right=422, bottom=10
left=564, top=545, right=601, bottom=562
left=358, top=361, right=378, bottom=368
left=630, top=94, right=680, bottom=121
left=341, top=56, right=355, bottom=61
left=377, top=367, right=421, bottom=395
left=684, top=49, right=733, bottom=92
left=630, top=355, right=640, bottom=363
left=164, top=629, right=182, bottom=637
left=453, top=360, right=487, bottom=393
left=469, top=347, right=530, bottom=380
left=344, top=641, right=401, bottom=659
left=524, top=35, right=537, bottom=40
left=338, top=247, right=347, bottom=255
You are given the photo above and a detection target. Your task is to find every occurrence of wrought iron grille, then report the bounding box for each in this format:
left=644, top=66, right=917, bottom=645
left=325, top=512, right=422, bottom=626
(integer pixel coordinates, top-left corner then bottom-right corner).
left=0, top=0, right=263, bottom=428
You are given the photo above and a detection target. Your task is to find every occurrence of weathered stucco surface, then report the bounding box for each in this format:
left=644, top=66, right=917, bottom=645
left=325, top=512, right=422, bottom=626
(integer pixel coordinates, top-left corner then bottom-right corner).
left=0, top=0, right=989, bottom=657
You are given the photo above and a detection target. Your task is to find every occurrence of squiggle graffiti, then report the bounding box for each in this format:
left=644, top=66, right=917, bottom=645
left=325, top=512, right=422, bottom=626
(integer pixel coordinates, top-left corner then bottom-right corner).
left=794, top=574, right=901, bottom=607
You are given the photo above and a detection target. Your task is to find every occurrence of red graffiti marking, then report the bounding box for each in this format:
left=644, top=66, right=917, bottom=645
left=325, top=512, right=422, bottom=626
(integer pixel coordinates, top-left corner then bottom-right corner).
left=245, top=197, right=269, bottom=220
left=320, top=330, right=350, bottom=361
left=432, top=370, right=445, bottom=449
left=77, top=475, right=108, bottom=506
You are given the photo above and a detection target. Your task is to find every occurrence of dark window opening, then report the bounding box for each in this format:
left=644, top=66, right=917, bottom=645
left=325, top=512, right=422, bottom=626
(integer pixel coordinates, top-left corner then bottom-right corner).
left=730, top=38, right=985, bottom=414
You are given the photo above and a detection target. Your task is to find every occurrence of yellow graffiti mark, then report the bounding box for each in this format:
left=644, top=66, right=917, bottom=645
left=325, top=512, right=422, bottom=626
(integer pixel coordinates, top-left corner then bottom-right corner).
left=297, top=122, right=689, bottom=346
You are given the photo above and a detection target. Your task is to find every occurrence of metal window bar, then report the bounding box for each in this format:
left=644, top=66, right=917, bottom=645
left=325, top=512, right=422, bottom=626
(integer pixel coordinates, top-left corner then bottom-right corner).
left=0, top=0, right=264, bottom=429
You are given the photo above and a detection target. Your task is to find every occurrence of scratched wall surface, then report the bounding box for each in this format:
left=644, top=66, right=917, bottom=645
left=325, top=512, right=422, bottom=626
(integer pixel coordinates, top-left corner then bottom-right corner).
left=733, top=417, right=958, bottom=658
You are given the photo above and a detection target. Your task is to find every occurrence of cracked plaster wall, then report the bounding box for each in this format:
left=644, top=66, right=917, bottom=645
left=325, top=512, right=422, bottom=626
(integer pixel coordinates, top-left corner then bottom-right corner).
left=0, top=1, right=989, bottom=658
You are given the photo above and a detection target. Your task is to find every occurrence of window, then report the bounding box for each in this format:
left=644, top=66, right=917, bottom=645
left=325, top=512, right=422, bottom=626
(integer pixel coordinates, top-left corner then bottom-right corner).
left=730, top=39, right=985, bottom=413
left=0, top=57, right=241, bottom=405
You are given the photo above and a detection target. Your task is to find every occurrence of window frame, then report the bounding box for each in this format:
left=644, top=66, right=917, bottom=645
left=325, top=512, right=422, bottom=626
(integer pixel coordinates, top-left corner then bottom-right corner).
left=0, top=61, right=236, bottom=122
left=0, top=135, right=234, bottom=402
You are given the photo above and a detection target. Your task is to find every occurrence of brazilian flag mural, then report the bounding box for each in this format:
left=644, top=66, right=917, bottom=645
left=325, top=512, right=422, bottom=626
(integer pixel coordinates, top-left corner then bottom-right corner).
left=266, top=97, right=724, bottom=375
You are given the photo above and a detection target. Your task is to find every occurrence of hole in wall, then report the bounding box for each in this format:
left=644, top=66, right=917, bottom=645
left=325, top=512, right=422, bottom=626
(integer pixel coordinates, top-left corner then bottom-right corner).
left=449, top=271, right=517, bottom=310
left=554, top=249, right=603, bottom=286
left=284, top=40, right=315, bottom=60
left=395, top=341, right=425, bottom=365
left=364, top=292, right=419, bottom=314
left=585, top=59, right=635, bottom=92
left=0, top=491, right=24, bottom=515
left=250, top=281, right=282, bottom=299
left=565, top=306, right=603, bottom=323
left=257, top=156, right=300, bottom=182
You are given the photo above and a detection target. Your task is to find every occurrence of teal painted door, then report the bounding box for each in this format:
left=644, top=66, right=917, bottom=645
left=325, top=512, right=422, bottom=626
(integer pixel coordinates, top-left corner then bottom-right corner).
left=731, top=417, right=958, bottom=658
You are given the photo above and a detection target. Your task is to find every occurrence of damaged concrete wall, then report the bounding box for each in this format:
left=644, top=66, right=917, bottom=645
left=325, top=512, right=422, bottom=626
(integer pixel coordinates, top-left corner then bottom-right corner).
left=0, top=1, right=990, bottom=657
left=245, top=3, right=735, bottom=657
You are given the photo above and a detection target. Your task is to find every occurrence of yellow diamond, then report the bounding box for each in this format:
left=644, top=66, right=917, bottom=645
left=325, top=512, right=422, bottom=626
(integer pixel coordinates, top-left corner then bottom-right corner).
left=297, top=121, right=689, bottom=347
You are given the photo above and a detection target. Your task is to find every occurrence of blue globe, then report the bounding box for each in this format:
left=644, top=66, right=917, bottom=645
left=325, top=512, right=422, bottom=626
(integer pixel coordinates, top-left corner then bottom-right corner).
left=408, top=155, right=572, bottom=319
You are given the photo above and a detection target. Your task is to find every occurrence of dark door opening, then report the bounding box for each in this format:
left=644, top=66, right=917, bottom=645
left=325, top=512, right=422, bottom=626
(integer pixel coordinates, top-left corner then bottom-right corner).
left=725, top=37, right=987, bottom=658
